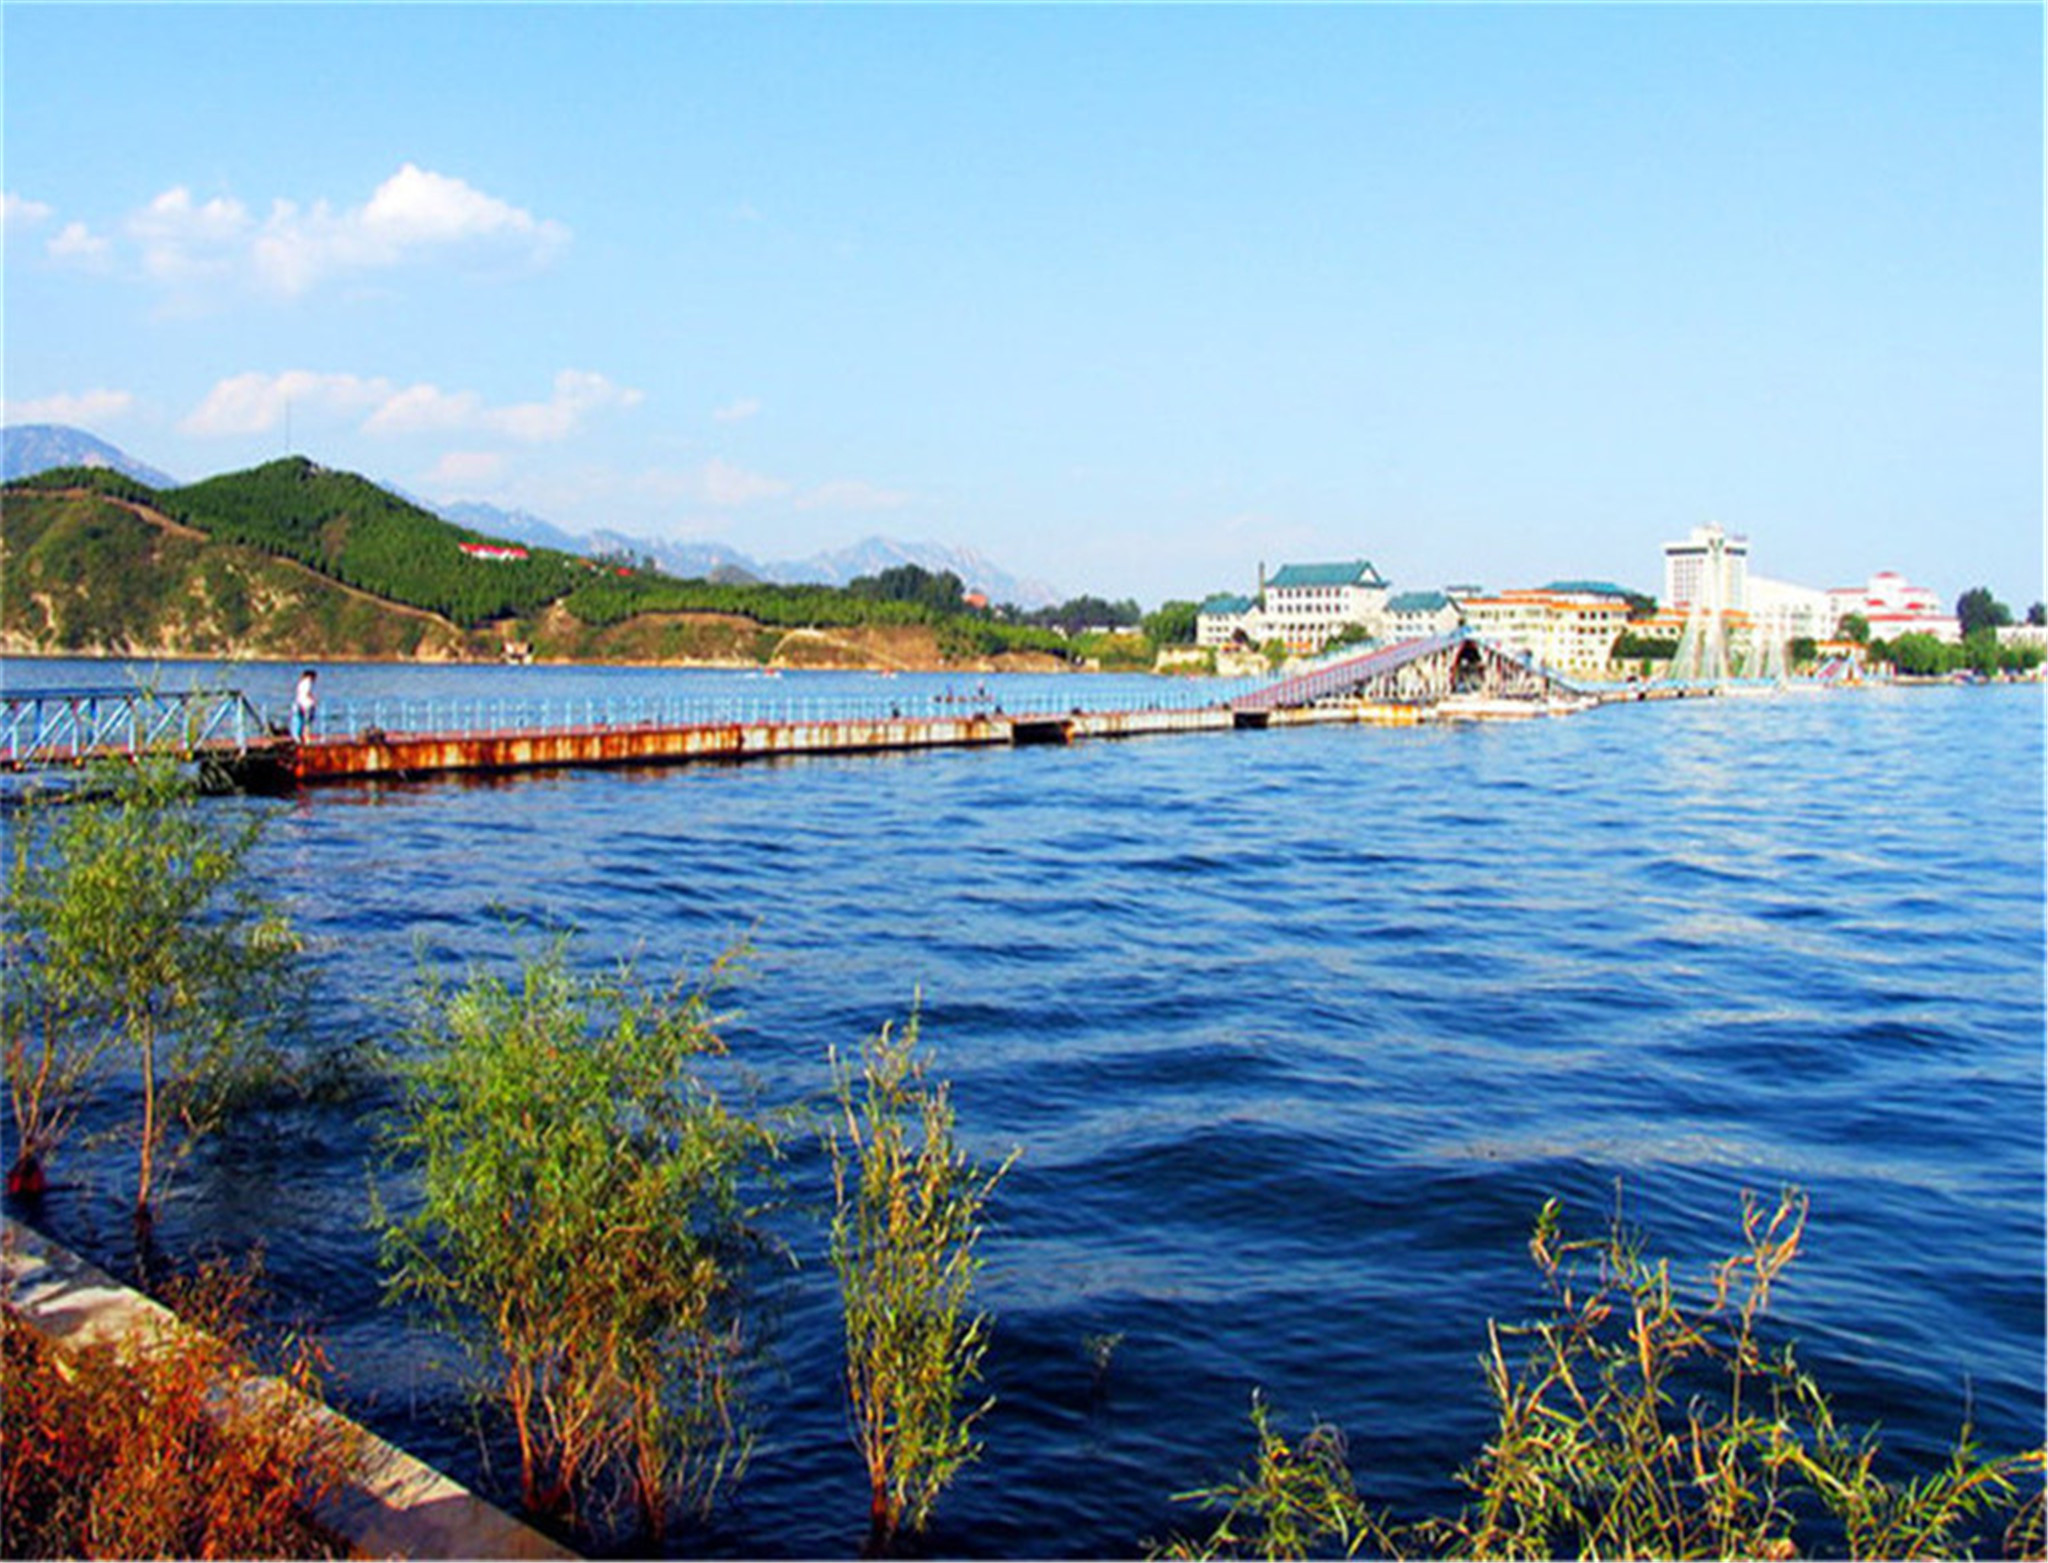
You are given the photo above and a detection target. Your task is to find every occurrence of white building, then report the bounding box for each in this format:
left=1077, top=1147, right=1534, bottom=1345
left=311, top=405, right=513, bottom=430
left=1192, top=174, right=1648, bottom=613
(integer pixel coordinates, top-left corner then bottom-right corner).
left=1383, top=590, right=1463, bottom=641
left=1198, top=561, right=1394, bottom=654
left=1745, top=574, right=1837, bottom=645
left=1828, top=571, right=1961, bottom=644
left=1195, top=592, right=1261, bottom=649
left=1460, top=584, right=1631, bottom=678
left=1998, top=624, right=2048, bottom=652
left=1259, top=561, right=1391, bottom=652
left=1664, top=524, right=1749, bottom=614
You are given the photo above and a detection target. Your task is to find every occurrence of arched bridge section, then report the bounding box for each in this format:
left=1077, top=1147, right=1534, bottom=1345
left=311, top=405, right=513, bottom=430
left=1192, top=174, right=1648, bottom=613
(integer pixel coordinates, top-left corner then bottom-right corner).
left=1230, top=629, right=1585, bottom=715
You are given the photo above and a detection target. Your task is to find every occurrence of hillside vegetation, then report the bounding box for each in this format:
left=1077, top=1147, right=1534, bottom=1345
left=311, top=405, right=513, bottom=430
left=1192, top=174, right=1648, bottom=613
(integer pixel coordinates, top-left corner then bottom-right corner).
left=1, top=484, right=466, bottom=659
left=0, top=460, right=1077, bottom=668
left=165, top=459, right=592, bottom=624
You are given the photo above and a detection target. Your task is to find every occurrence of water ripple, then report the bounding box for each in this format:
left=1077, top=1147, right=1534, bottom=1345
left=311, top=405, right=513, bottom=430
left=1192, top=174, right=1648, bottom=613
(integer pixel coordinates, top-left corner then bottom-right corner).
left=6, top=662, right=2040, bottom=1559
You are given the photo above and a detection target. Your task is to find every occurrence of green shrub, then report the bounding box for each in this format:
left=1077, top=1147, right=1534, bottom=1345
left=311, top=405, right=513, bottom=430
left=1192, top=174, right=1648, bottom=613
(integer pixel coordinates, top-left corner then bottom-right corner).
left=376, top=939, right=774, bottom=1538
left=3, top=760, right=301, bottom=1219
left=1157, top=1192, right=2046, bottom=1561
left=827, top=1010, right=1014, bottom=1552
left=1151, top=1394, right=1398, bottom=1560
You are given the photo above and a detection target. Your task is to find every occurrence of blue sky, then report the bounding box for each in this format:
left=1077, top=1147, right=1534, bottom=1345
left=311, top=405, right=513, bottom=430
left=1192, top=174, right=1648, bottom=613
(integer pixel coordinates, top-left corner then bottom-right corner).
left=4, top=5, right=2040, bottom=609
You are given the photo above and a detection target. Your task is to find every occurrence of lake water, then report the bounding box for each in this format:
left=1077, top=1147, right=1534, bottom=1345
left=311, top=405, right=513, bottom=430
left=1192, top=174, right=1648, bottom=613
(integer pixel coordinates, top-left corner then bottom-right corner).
left=4, top=657, right=2043, bottom=1557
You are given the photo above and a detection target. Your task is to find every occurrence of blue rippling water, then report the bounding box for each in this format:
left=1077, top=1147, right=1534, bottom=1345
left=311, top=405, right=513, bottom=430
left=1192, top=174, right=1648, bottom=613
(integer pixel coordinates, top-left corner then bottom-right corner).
left=4, top=660, right=2041, bottom=1558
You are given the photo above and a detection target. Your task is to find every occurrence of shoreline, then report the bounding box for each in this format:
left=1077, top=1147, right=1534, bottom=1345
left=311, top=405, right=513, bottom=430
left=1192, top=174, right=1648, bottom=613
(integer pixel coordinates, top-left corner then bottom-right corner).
left=3, top=646, right=2039, bottom=689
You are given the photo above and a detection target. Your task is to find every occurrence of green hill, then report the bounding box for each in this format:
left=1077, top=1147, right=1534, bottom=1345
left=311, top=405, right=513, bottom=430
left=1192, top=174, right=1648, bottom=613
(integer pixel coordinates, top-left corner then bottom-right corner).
left=1, top=457, right=1076, bottom=667
left=0, top=482, right=467, bottom=659
left=160, top=458, right=595, bottom=625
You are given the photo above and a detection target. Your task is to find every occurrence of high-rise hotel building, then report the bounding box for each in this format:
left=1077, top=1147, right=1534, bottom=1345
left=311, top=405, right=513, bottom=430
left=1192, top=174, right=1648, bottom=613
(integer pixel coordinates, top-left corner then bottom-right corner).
left=1663, top=523, right=1749, bottom=614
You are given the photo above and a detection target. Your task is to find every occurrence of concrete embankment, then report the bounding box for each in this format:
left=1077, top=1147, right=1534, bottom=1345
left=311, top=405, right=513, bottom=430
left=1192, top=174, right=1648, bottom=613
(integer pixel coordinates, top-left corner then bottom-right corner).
left=3, top=1218, right=575, bottom=1561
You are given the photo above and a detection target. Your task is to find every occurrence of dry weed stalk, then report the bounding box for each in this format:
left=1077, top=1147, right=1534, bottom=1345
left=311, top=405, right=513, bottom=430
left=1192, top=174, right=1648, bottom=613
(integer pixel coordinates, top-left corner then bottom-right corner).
left=1, top=1255, right=356, bottom=1559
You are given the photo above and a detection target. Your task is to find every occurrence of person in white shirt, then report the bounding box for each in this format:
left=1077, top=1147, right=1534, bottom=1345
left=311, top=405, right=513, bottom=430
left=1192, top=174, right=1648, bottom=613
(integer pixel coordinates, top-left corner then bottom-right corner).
left=293, top=668, right=318, bottom=742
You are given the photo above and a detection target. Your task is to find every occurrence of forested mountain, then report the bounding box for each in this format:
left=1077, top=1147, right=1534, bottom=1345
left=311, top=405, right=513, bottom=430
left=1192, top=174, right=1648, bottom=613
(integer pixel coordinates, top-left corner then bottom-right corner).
left=4, top=426, right=1063, bottom=610
left=1, top=479, right=467, bottom=659
left=164, top=458, right=595, bottom=625
left=1, top=458, right=1076, bottom=668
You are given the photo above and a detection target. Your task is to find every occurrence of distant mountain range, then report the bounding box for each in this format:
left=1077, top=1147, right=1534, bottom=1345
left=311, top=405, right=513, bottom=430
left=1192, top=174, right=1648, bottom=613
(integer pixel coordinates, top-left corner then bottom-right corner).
left=3, top=424, right=178, bottom=489
left=441, top=498, right=1062, bottom=609
left=4, top=425, right=1062, bottom=608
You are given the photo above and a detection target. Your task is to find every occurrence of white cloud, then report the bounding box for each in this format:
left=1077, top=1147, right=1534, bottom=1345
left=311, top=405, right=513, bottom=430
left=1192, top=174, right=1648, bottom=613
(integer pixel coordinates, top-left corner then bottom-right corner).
left=253, top=164, right=568, bottom=295
left=2, top=388, right=134, bottom=426
left=3, top=192, right=53, bottom=229
left=713, top=396, right=762, bottom=424
left=701, top=457, right=793, bottom=507
left=48, top=221, right=112, bottom=269
left=114, top=165, right=568, bottom=300
left=130, top=186, right=254, bottom=286
left=797, top=478, right=911, bottom=512
left=361, top=383, right=485, bottom=437
left=363, top=369, right=641, bottom=443
left=488, top=369, right=642, bottom=442
left=363, top=163, right=565, bottom=252
left=183, top=366, right=641, bottom=444
left=181, top=370, right=393, bottom=437
left=424, top=450, right=508, bottom=489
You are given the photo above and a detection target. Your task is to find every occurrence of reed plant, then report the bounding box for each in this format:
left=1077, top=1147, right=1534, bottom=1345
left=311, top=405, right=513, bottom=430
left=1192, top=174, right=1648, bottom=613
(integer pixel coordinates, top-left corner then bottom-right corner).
left=827, top=1009, right=1015, bottom=1553
left=1, top=1254, right=356, bottom=1559
left=1157, top=1190, right=2046, bottom=1561
left=1151, top=1392, right=1400, bottom=1561
left=375, top=938, right=774, bottom=1538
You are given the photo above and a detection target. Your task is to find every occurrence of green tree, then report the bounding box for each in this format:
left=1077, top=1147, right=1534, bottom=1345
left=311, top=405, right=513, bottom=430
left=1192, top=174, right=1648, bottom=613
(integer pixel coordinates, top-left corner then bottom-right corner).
left=1840, top=612, right=1870, bottom=645
left=1885, top=631, right=1953, bottom=677
left=2026, top=602, right=2045, bottom=627
left=848, top=565, right=968, bottom=615
left=828, top=1011, right=1013, bottom=1553
left=2, top=761, right=300, bottom=1219
left=377, top=940, right=774, bottom=1535
left=4, top=788, right=118, bottom=1197
left=1324, top=623, right=1375, bottom=653
left=1142, top=600, right=1202, bottom=648
left=1961, top=627, right=2004, bottom=677
left=1955, top=587, right=2013, bottom=636
left=1026, top=595, right=1143, bottom=635
left=1613, top=631, right=1677, bottom=662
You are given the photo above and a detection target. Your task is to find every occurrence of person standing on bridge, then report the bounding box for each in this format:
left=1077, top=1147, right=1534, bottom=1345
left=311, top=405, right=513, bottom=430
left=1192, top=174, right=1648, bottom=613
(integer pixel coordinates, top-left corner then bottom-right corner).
left=293, top=668, right=318, bottom=742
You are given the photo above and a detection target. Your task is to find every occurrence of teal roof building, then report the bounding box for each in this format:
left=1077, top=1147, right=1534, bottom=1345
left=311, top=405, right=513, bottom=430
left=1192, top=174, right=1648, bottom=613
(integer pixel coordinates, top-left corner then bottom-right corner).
left=1265, top=560, right=1387, bottom=590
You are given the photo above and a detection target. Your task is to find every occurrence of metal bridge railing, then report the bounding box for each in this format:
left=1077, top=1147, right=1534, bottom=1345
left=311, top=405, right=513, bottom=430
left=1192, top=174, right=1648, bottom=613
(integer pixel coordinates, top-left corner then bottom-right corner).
left=309, top=682, right=1264, bottom=741
left=0, top=687, right=272, bottom=770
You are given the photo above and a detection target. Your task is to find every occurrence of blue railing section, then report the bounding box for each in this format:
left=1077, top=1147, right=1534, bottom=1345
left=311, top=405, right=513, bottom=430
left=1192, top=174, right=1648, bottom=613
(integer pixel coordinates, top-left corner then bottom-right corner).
left=308, top=682, right=1267, bottom=742
left=1, top=687, right=271, bottom=767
